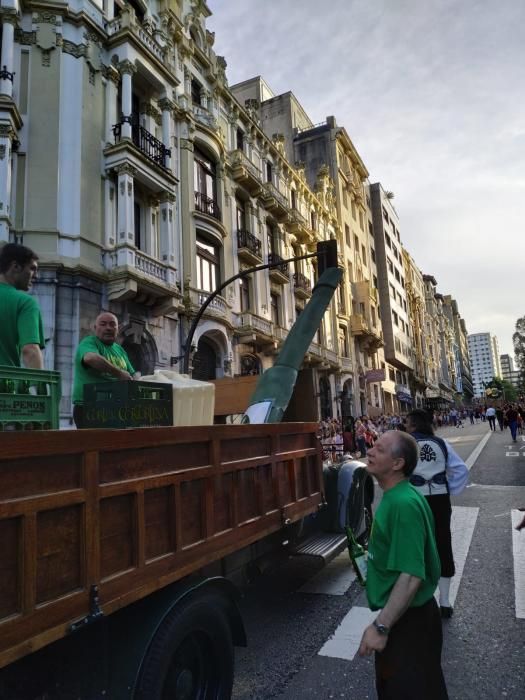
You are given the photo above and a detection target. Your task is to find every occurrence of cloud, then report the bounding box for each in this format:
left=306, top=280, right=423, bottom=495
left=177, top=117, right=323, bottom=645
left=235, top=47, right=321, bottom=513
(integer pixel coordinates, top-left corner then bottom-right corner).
left=207, top=0, right=525, bottom=355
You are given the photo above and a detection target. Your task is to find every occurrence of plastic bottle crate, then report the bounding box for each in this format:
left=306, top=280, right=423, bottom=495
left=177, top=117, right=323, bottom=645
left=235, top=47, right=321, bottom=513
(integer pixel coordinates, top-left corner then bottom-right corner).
left=82, top=380, right=173, bottom=429
left=0, top=365, right=61, bottom=431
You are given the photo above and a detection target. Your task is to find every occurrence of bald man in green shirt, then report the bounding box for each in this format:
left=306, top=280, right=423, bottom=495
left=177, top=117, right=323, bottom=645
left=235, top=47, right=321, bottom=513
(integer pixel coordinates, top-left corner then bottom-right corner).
left=359, top=430, right=448, bottom=699
left=72, top=312, right=138, bottom=428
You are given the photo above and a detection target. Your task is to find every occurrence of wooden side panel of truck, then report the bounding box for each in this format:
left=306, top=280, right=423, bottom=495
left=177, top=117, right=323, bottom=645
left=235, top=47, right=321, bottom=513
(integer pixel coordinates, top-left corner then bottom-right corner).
left=0, top=422, right=322, bottom=670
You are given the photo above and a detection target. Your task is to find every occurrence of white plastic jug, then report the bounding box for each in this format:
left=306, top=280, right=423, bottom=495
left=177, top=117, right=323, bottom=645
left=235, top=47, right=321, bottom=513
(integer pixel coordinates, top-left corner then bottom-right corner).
left=140, top=370, right=215, bottom=426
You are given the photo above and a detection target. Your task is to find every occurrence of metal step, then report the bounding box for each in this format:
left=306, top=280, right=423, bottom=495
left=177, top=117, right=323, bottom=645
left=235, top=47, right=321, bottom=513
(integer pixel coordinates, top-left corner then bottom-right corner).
left=291, top=532, right=347, bottom=563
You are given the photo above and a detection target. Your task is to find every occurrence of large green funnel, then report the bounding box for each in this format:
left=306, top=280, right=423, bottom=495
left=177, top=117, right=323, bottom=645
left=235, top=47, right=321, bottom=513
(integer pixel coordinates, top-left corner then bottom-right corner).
left=243, top=267, right=342, bottom=423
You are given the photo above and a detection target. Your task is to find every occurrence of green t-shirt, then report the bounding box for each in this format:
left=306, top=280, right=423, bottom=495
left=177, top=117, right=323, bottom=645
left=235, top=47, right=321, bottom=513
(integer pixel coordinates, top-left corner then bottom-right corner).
left=72, top=335, right=135, bottom=404
left=0, top=282, right=45, bottom=366
left=366, top=480, right=441, bottom=611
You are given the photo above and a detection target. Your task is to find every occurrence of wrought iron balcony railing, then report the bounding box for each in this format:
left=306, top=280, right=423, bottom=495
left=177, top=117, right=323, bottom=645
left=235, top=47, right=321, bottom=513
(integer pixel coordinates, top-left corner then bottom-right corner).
left=268, top=252, right=289, bottom=274
left=194, top=191, right=221, bottom=220
left=237, top=229, right=261, bottom=258
left=294, top=271, right=312, bottom=295
left=112, top=119, right=171, bottom=169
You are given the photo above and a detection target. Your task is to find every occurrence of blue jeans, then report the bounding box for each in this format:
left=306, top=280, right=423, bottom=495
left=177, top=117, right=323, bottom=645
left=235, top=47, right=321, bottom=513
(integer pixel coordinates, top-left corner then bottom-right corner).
left=509, top=420, right=518, bottom=441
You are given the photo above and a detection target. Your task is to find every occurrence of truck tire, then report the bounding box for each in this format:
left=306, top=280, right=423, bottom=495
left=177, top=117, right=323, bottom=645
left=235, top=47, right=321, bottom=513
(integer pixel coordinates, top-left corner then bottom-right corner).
left=134, top=591, right=234, bottom=700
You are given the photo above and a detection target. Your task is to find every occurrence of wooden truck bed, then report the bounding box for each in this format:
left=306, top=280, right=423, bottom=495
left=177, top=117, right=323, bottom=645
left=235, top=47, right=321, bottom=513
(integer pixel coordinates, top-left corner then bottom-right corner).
left=0, top=422, right=322, bottom=669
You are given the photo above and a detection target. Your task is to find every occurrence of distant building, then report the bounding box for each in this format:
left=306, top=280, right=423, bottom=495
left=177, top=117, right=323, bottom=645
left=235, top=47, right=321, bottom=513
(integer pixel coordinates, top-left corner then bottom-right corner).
left=468, top=333, right=502, bottom=397
left=500, top=354, right=520, bottom=389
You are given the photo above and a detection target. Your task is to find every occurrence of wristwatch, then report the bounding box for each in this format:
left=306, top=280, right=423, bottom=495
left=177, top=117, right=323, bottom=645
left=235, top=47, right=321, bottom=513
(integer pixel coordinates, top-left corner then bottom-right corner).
left=373, top=619, right=390, bottom=635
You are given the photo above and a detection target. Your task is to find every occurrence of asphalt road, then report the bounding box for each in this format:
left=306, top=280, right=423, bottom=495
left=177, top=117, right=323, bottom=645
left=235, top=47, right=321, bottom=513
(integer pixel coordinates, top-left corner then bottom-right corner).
left=231, top=421, right=525, bottom=700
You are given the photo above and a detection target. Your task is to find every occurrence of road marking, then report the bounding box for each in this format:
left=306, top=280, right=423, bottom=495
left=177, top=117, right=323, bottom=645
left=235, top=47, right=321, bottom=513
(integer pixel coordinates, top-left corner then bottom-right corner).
left=511, top=510, right=525, bottom=619
left=318, top=605, right=375, bottom=660
left=299, top=552, right=356, bottom=595
left=465, top=430, right=492, bottom=470
left=445, top=506, right=479, bottom=607
left=317, top=506, right=479, bottom=661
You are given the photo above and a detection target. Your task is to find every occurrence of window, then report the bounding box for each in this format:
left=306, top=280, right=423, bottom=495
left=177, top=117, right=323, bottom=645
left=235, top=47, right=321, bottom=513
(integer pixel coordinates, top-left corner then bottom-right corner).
left=361, top=245, right=367, bottom=265
left=236, top=198, right=247, bottom=230
left=345, top=224, right=351, bottom=246
left=134, top=201, right=142, bottom=249
left=196, top=235, right=220, bottom=292
left=395, top=268, right=400, bottom=283
left=359, top=302, right=366, bottom=316
left=368, top=221, right=374, bottom=236
left=239, top=277, right=250, bottom=312
left=271, top=293, right=280, bottom=326
left=290, top=189, right=297, bottom=210
left=194, top=148, right=217, bottom=203
left=354, top=234, right=359, bottom=250
left=236, top=128, right=245, bottom=151
left=359, top=210, right=364, bottom=231
left=390, top=283, right=395, bottom=298
left=393, top=311, right=399, bottom=326
left=385, top=233, right=391, bottom=248
left=382, top=207, right=389, bottom=224
left=267, top=224, right=277, bottom=256
left=389, top=368, right=395, bottom=381
left=342, top=187, right=348, bottom=208
left=373, top=275, right=378, bottom=288
left=339, top=326, right=349, bottom=357
left=371, top=247, right=376, bottom=263
left=387, top=257, right=394, bottom=274
left=191, top=78, right=202, bottom=106
left=266, top=161, right=273, bottom=183
left=351, top=199, right=357, bottom=220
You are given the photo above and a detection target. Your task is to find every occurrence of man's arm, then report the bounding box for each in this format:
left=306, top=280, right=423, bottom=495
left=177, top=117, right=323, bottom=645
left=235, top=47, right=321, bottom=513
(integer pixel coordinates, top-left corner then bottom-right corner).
left=358, top=573, right=421, bottom=655
left=21, top=343, right=44, bottom=369
left=83, top=352, right=132, bottom=380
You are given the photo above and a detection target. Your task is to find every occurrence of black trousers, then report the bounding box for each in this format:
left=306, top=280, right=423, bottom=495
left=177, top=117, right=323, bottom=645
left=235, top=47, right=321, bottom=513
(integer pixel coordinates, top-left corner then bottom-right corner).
left=375, top=597, right=448, bottom=700
left=426, top=494, right=455, bottom=578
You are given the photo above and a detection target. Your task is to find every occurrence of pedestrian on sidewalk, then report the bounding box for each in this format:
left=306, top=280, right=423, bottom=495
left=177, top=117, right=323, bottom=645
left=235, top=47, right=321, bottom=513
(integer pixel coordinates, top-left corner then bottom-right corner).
left=359, top=431, right=448, bottom=699
left=486, top=406, right=497, bottom=431
left=406, top=409, right=469, bottom=618
left=505, top=404, right=519, bottom=442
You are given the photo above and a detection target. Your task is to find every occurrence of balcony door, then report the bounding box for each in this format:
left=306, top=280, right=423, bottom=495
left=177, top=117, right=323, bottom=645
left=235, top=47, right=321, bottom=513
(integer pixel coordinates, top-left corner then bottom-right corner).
left=194, top=147, right=217, bottom=214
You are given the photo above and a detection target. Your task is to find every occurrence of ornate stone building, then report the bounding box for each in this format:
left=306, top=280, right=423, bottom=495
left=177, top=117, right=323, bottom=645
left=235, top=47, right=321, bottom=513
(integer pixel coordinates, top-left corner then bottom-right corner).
left=0, top=0, right=344, bottom=420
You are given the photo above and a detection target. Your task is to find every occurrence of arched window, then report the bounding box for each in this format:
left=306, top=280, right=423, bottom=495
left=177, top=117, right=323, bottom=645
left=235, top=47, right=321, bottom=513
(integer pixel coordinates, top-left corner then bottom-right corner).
left=196, top=233, right=220, bottom=293
left=194, top=147, right=220, bottom=219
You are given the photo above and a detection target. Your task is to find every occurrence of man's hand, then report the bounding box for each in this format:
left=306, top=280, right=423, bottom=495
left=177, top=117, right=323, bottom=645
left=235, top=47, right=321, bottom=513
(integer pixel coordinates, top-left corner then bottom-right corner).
left=117, top=369, right=133, bottom=381
left=358, top=624, right=388, bottom=656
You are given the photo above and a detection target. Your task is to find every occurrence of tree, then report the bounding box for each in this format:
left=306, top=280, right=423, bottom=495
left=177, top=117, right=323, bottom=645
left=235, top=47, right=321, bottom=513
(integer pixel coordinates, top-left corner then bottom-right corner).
left=487, top=376, right=517, bottom=402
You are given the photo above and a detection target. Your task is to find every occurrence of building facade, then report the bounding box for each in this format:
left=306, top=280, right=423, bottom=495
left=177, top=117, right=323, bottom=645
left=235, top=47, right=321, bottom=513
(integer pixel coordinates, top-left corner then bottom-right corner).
left=1, top=0, right=345, bottom=420
left=468, top=332, right=502, bottom=398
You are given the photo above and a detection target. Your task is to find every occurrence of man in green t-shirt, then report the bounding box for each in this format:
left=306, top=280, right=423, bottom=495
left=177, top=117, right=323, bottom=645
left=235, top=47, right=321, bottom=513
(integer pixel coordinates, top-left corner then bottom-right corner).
left=0, top=243, right=45, bottom=368
left=72, top=312, right=138, bottom=428
left=358, top=430, right=448, bottom=700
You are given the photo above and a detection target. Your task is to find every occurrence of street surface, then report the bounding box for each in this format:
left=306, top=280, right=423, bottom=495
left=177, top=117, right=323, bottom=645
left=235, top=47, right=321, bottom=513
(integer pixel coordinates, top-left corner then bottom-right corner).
left=232, top=422, right=525, bottom=699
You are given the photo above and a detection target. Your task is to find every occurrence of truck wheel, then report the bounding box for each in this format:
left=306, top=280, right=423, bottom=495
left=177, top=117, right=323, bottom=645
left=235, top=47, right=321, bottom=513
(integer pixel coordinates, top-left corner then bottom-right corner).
left=134, top=591, right=234, bottom=700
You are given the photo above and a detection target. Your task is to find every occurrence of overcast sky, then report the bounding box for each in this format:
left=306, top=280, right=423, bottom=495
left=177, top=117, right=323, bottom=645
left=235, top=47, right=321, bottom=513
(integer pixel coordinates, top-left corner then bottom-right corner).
left=207, top=0, right=524, bottom=358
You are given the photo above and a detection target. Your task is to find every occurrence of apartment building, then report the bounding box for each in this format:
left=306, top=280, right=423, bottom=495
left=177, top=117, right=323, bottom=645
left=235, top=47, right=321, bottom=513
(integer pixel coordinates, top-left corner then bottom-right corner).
left=444, top=295, right=473, bottom=403
left=369, top=183, right=413, bottom=413
left=468, top=332, right=501, bottom=397
left=1, top=0, right=344, bottom=420
left=500, top=354, right=520, bottom=389
left=402, top=248, right=427, bottom=408
left=229, top=78, right=386, bottom=418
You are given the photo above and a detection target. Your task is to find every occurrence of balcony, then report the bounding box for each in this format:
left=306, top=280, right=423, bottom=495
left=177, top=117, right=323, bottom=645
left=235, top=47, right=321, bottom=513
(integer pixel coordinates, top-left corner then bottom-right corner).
left=286, top=208, right=312, bottom=244
left=350, top=313, right=384, bottom=351
left=194, top=191, right=221, bottom=221
left=112, top=120, right=171, bottom=169
left=293, top=272, right=312, bottom=299
left=104, top=246, right=179, bottom=312
left=304, top=341, right=323, bottom=365
left=190, top=290, right=232, bottom=327
left=340, top=356, right=353, bottom=373
left=192, top=105, right=219, bottom=132
left=260, top=182, right=290, bottom=222
left=323, top=348, right=341, bottom=367
left=236, top=312, right=275, bottom=345
left=105, top=11, right=168, bottom=66
left=229, top=150, right=263, bottom=196
left=353, top=279, right=378, bottom=304
left=237, top=230, right=262, bottom=265
left=268, top=253, right=290, bottom=284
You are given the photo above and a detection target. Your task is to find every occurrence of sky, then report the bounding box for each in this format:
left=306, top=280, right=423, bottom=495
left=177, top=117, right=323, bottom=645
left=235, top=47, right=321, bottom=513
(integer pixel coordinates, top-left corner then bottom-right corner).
left=206, top=0, right=525, bottom=357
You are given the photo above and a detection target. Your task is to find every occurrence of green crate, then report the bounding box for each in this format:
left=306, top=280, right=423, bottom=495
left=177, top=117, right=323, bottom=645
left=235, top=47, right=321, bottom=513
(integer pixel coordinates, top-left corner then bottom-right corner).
left=83, top=380, right=173, bottom=429
left=0, top=365, right=61, bottom=431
